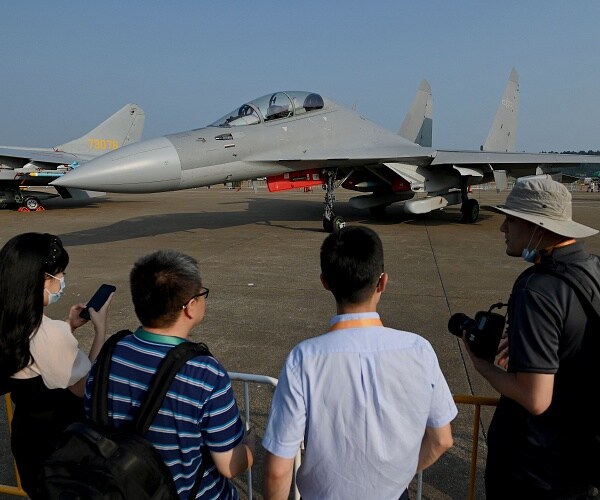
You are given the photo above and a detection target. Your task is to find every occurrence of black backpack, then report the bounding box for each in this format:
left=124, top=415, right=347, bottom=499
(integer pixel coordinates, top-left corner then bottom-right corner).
left=35, top=329, right=212, bottom=500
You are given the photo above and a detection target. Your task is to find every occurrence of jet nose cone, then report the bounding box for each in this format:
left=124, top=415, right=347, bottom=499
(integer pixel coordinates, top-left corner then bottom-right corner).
left=51, top=137, right=182, bottom=193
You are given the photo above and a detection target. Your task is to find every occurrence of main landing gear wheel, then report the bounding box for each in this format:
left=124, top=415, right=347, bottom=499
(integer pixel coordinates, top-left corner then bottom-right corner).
left=17, top=197, right=45, bottom=212
left=461, top=198, right=479, bottom=223
left=25, top=197, right=40, bottom=210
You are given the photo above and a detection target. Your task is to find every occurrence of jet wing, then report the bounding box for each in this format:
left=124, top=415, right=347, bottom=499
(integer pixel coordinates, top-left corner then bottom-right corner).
left=431, top=150, right=599, bottom=168
left=0, top=146, right=82, bottom=168
left=263, top=147, right=595, bottom=200
left=263, top=146, right=597, bottom=172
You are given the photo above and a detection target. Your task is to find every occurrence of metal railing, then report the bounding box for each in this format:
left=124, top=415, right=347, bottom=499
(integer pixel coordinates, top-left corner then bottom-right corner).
left=452, top=395, right=499, bottom=500
left=228, top=372, right=302, bottom=500
left=1, top=388, right=498, bottom=499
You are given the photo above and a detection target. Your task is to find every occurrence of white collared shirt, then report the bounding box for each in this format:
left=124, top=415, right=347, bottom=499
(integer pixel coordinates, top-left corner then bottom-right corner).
left=263, top=312, right=457, bottom=500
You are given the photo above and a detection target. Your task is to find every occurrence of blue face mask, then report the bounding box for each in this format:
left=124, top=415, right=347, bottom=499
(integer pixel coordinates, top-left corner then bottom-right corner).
left=522, top=226, right=542, bottom=263
left=45, top=274, right=66, bottom=304
left=521, top=248, right=539, bottom=263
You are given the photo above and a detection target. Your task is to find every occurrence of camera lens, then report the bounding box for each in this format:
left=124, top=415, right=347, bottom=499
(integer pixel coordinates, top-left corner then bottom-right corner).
left=448, top=313, right=475, bottom=338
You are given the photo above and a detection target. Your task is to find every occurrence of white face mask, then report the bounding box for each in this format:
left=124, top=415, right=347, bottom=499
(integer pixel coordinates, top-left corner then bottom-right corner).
left=45, top=274, right=66, bottom=304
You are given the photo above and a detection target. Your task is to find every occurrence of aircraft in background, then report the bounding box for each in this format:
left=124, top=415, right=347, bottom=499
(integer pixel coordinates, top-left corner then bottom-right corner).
left=398, top=79, right=433, bottom=147
left=0, top=103, right=145, bottom=210
left=481, top=68, right=519, bottom=154
left=53, top=70, right=596, bottom=231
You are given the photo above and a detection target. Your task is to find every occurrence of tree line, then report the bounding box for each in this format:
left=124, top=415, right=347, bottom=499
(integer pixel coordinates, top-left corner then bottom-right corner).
left=541, top=150, right=600, bottom=155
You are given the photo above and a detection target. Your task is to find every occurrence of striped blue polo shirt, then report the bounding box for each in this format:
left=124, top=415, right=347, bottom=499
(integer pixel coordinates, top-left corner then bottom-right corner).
left=84, top=329, right=244, bottom=499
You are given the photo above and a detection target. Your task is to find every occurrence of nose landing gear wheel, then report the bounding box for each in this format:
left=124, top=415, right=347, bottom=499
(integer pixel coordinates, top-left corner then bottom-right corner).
left=323, top=215, right=345, bottom=233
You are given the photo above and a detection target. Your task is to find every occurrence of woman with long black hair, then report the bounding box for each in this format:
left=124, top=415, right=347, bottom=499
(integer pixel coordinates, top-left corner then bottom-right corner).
left=0, top=232, right=113, bottom=494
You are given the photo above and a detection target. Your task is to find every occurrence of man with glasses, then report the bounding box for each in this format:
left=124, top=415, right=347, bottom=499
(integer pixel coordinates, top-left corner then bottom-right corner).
left=84, top=250, right=254, bottom=499
left=262, top=226, right=457, bottom=500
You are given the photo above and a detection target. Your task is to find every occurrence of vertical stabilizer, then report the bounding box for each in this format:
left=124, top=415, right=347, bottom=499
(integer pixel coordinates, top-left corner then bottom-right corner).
left=56, top=104, right=146, bottom=157
left=398, top=80, right=433, bottom=147
left=483, top=68, right=519, bottom=152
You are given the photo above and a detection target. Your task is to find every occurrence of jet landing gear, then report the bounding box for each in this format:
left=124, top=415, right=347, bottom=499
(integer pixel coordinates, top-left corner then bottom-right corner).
left=17, top=196, right=45, bottom=212
left=460, top=179, right=479, bottom=224
left=459, top=179, right=479, bottom=223
left=322, top=170, right=345, bottom=232
left=461, top=198, right=479, bottom=223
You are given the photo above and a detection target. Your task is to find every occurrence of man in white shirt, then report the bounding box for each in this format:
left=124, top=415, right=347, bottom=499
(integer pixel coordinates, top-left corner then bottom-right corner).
left=262, top=226, right=457, bottom=500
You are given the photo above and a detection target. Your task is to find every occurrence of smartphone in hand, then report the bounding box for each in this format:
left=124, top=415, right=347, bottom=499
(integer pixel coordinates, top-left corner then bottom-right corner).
left=79, top=284, right=116, bottom=320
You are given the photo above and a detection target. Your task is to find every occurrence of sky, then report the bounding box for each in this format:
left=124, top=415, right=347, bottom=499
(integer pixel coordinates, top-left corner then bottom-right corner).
left=1, top=1, right=599, bottom=153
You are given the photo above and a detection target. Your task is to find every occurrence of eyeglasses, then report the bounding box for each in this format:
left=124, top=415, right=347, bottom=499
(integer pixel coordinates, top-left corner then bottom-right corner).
left=182, top=287, right=209, bottom=309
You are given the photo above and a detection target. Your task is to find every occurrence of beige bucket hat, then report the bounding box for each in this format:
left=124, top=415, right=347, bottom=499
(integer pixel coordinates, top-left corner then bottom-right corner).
left=491, top=176, right=598, bottom=238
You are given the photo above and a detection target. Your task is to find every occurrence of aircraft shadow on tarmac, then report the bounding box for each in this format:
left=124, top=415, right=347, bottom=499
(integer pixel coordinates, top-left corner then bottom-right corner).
left=42, top=197, right=107, bottom=209
left=58, top=195, right=495, bottom=246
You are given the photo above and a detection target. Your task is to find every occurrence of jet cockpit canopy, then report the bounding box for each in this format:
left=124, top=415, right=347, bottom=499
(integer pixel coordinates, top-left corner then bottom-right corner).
left=209, top=91, right=324, bottom=127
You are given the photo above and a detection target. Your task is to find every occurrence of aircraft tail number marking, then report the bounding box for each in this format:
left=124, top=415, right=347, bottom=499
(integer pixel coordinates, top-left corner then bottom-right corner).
left=88, top=139, right=119, bottom=151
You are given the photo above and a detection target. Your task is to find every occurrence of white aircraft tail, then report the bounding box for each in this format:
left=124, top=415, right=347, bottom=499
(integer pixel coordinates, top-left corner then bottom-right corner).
left=483, top=68, right=519, bottom=152
left=56, top=104, right=146, bottom=157
left=398, top=80, right=433, bottom=147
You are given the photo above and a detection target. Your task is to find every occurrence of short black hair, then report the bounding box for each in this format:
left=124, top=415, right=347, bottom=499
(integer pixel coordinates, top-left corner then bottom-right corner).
left=320, top=226, right=384, bottom=305
left=130, top=250, right=202, bottom=328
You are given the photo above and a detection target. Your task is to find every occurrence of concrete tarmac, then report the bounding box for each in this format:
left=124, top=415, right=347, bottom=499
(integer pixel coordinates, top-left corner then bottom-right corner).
left=2, top=185, right=599, bottom=499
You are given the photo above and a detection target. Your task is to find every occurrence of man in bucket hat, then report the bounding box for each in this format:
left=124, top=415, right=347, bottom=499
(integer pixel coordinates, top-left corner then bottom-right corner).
left=467, top=176, right=600, bottom=499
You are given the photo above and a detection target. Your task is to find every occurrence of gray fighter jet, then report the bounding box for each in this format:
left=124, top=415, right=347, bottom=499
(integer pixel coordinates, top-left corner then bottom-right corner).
left=53, top=70, right=596, bottom=231
left=0, top=103, right=145, bottom=210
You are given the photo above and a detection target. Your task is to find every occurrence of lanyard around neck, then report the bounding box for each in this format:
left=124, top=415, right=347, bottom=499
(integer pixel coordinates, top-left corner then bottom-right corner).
left=328, top=318, right=383, bottom=332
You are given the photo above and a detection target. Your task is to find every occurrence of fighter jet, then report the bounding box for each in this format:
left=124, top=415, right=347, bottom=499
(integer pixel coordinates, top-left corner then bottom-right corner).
left=0, top=103, right=145, bottom=210
left=53, top=70, right=596, bottom=231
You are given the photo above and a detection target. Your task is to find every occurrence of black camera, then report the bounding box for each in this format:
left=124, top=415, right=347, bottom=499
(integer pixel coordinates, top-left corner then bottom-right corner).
left=448, top=303, right=507, bottom=360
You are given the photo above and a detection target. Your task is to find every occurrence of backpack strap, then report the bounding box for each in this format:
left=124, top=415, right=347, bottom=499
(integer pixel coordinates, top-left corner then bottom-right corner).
left=91, top=334, right=213, bottom=497
left=536, top=263, right=600, bottom=321
left=133, top=341, right=212, bottom=434
left=133, top=341, right=213, bottom=500
left=552, top=270, right=600, bottom=318
left=90, top=329, right=133, bottom=426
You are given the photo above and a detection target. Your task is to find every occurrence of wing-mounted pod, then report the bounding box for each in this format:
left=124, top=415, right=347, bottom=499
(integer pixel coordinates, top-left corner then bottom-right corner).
left=266, top=168, right=325, bottom=192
